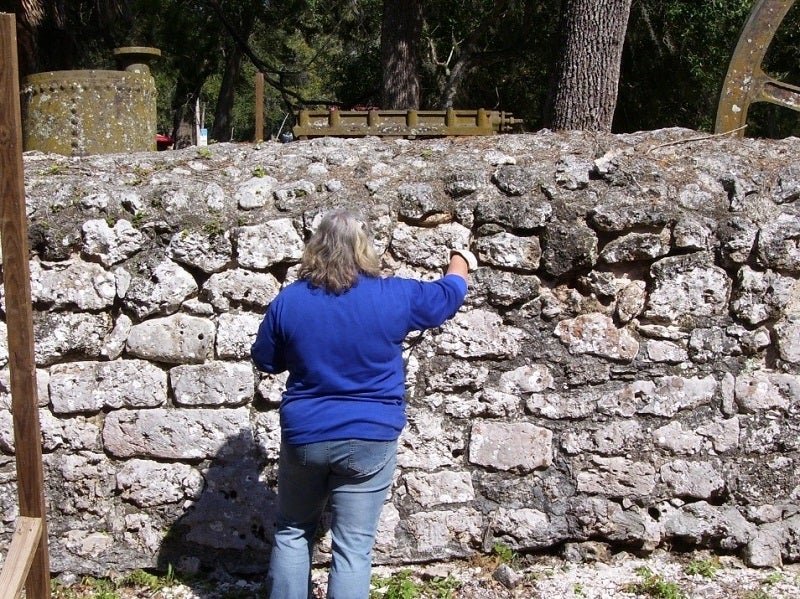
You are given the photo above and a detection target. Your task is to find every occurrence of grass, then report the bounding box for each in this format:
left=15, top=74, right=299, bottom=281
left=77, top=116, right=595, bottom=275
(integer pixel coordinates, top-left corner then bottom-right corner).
left=202, top=215, right=226, bottom=237
left=370, top=569, right=461, bottom=599
left=684, top=556, right=721, bottom=578
left=371, top=569, right=420, bottom=599
left=626, top=566, right=687, bottom=599
left=130, top=210, right=148, bottom=228
left=121, top=564, right=177, bottom=590
left=491, top=541, right=519, bottom=567
left=52, top=576, right=121, bottom=599
left=50, top=567, right=273, bottom=599
left=51, top=567, right=457, bottom=599
left=45, top=554, right=800, bottom=599
left=51, top=567, right=179, bottom=599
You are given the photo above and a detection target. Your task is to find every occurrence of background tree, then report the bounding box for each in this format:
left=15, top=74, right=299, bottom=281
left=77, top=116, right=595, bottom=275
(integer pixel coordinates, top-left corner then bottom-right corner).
left=546, top=0, right=634, bottom=131
left=419, top=0, right=559, bottom=124
left=2, top=0, right=130, bottom=76
left=199, top=0, right=382, bottom=138
left=5, top=0, right=797, bottom=139
left=123, top=0, right=222, bottom=146
left=618, top=0, right=798, bottom=137
left=380, top=0, right=424, bottom=109
left=200, top=0, right=264, bottom=142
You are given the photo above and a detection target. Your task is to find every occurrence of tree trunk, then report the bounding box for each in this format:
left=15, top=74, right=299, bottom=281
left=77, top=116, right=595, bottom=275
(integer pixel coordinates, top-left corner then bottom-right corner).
left=171, top=84, right=201, bottom=149
left=380, top=0, right=423, bottom=109
left=546, top=0, right=633, bottom=131
left=211, top=41, right=244, bottom=143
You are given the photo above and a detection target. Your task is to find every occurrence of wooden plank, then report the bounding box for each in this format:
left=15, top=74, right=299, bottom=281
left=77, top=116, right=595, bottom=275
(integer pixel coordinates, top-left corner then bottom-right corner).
left=0, top=13, right=51, bottom=599
left=255, top=72, right=264, bottom=142
left=0, top=517, right=43, bottom=599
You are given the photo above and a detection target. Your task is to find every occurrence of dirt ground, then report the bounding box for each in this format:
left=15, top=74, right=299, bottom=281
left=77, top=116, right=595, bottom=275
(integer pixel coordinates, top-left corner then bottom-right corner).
left=52, top=548, right=800, bottom=598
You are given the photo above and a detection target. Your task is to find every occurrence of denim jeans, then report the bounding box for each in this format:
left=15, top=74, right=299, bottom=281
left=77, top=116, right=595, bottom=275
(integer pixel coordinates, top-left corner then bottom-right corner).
left=267, top=438, right=398, bottom=599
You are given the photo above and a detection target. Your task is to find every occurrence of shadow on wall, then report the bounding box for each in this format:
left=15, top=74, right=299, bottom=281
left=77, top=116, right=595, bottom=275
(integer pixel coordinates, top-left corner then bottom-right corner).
left=157, top=429, right=278, bottom=582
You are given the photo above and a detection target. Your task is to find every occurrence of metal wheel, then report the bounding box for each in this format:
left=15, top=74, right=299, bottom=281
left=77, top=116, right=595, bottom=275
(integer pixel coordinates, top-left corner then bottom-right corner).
left=715, top=0, right=800, bottom=135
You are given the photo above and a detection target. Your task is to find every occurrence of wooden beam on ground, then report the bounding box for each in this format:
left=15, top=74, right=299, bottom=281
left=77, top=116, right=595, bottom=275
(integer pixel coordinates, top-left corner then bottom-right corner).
left=0, top=12, right=51, bottom=599
left=0, top=517, right=43, bottom=599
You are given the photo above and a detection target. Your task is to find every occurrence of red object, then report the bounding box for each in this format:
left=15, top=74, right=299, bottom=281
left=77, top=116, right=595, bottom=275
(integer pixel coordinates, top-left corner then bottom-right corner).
left=156, top=134, right=174, bottom=151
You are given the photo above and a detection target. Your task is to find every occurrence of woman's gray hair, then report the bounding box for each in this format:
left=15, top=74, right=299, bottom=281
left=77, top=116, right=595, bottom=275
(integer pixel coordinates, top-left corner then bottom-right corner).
left=298, top=209, right=381, bottom=293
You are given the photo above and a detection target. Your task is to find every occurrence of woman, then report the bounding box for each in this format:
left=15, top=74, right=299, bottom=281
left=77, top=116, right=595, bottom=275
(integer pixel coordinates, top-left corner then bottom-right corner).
left=251, top=209, right=476, bottom=599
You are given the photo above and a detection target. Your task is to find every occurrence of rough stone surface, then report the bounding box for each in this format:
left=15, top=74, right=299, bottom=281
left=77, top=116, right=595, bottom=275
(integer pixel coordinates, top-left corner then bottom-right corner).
left=468, top=420, right=553, bottom=472
left=2, top=130, right=800, bottom=579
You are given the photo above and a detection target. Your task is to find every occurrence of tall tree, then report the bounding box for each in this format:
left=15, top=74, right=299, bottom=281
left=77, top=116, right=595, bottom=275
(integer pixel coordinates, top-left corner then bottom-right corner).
left=200, top=0, right=262, bottom=142
left=210, top=40, right=245, bottom=142
left=546, top=0, right=633, bottom=131
left=380, top=0, right=423, bottom=109
left=617, top=0, right=796, bottom=136
left=3, top=0, right=129, bottom=76
left=421, top=0, right=555, bottom=114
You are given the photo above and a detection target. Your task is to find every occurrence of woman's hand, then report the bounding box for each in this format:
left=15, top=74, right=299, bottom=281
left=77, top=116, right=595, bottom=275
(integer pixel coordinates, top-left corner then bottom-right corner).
left=447, top=248, right=478, bottom=279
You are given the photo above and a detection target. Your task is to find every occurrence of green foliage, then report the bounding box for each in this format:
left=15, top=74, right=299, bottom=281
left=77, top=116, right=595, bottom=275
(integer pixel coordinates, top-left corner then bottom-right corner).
left=120, top=568, right=166, bottom=590
left=128, top=164, right=149, bottom=186
left=421, top=1, right=560, bottom=124
left=628, top=566, right=687, bottom=599
left=370, top=569, right=461, bottom=599
left=425, top=575, right=461, bottom=598
left=131, top=211, right=148, bottom=228
left=53, top=576, right=120, bottom=599
left=619, top=0, right=799, bottom=136
left=53, top=566, right=182, bottom=598
left=371, top=569, right=421, bottom=599
left=684, top=556, right=721, bottom=578
left=203, top=215, right=226, bottom=238
left=491, top=541, right=519, bottom=566
left=44, top=165, right=67, bottom=176
left=21, top=0, right=798, bottom=140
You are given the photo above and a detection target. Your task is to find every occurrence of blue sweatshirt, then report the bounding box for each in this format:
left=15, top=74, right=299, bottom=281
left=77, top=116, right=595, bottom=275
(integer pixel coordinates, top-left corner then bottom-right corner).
left=251, top=274, right=467, bottom=444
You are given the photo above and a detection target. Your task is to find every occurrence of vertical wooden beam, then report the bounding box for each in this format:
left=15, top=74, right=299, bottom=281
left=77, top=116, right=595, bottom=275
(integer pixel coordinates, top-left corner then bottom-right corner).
left=254, top=72, right=264, bottom=142
left=0, top=13, right=51, bottom=599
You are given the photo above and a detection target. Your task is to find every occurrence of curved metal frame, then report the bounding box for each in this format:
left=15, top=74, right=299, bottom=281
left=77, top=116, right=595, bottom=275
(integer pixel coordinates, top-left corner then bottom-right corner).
left=715, top=0, right=800, bottom=135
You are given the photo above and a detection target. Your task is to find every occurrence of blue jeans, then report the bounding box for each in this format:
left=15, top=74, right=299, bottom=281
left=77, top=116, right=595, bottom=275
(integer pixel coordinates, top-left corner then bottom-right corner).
left=268, top=438, right=398, bottom=599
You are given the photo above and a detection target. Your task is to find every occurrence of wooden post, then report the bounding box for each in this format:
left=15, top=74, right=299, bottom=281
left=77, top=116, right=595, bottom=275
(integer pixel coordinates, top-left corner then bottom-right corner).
left=0, top=13, right=51, bottom=599
left=254, top=72, right=264, bottom=142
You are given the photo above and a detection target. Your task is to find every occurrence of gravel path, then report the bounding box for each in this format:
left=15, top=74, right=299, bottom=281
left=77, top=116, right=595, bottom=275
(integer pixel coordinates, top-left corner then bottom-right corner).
left=56, top=549, right=800, bottom=598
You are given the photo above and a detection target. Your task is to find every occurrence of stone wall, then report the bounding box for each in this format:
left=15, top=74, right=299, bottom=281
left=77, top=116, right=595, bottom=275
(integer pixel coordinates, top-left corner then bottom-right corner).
left=1, top=129, right=799, bottom=578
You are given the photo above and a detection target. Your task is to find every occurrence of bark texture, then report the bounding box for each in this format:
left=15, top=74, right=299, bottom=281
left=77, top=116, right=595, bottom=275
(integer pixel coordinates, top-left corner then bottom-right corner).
left=211, top=42, right=244, bottom=143
left=547, top=0, right=633, bottom=131
left=380, top=0, right=423, bottom=109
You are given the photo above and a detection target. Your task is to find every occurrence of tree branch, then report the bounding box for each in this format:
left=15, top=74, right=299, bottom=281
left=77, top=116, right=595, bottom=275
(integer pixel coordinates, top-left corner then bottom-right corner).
left=200, top=0, right=340, bottom=110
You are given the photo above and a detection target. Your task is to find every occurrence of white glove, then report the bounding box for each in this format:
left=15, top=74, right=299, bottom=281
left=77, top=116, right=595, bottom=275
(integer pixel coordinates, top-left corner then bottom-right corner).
left=449, top=248, right=479, bottom=271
